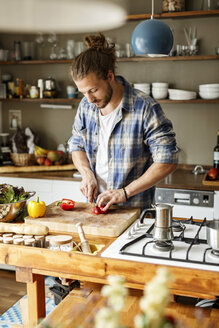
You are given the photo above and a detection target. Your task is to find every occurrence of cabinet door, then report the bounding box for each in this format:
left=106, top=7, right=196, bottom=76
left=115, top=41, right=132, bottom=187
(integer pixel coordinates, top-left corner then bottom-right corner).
left=52, top=180, right=86, bottom=203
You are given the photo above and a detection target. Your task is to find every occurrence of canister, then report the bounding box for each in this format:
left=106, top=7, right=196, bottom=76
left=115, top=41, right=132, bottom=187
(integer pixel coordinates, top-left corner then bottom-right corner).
left=49, top=235, right=73, bottom=251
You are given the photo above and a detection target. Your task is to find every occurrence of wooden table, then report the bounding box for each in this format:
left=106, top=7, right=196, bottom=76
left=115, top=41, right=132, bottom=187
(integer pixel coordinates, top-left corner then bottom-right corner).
left=0, top=232, right=219, bottom=327
left=37, top=287, right=219, bottom=328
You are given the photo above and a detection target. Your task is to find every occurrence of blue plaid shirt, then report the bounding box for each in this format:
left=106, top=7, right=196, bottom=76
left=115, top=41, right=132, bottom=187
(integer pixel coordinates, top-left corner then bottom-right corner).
left=68, top=76, right=178, bottom=208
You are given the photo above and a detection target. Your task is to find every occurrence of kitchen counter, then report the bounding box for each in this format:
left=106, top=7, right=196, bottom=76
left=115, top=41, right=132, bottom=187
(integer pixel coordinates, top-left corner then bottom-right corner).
left=1, top=164, right=218, bottom=190
left=0, top=225, right=219, bottom=327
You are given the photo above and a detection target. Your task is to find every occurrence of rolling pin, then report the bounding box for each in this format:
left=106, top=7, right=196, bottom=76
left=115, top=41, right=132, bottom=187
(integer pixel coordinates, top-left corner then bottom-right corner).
left=76, top=222, right=91, bottom=253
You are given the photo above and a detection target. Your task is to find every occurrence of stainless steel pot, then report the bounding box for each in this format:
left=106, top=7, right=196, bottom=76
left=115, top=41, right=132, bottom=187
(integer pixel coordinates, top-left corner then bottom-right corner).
left=0, top=191, right=35, bottom=222
left=206, top=220, right=219, bottom=251
left=145, top=203, right=173, bottom=241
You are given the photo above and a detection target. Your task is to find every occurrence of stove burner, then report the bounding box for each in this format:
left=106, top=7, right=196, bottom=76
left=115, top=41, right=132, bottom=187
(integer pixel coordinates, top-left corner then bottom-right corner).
left=154, top=240, right=173, bottom=252
left=211, top=250, right=219, bottom=257
left=172, top=221, right=184, bottom=233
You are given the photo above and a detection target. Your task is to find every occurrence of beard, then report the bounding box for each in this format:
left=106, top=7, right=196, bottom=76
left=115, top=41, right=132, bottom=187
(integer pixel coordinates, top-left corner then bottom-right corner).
left=95, top=82, right=113, bottom=109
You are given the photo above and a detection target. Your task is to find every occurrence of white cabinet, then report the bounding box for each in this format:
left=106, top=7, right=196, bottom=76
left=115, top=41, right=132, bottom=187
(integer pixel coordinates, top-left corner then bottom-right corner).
left=0, top=177, right=85, bottom=204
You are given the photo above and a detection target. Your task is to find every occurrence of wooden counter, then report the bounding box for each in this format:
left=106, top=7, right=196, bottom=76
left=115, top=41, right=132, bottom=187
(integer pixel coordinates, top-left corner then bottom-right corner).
left=1, top=164, right=218, bottom=190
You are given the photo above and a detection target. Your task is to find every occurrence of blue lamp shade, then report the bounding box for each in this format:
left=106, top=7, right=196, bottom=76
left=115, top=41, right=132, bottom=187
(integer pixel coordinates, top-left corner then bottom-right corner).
left=131, top=19, right=174, bottom=57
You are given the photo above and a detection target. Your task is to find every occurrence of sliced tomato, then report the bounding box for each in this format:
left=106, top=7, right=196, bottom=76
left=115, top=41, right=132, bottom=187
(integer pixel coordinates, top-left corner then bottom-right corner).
left=99, top=205, right=108, bottom=214
left=93, top=206, right=101, bottom=215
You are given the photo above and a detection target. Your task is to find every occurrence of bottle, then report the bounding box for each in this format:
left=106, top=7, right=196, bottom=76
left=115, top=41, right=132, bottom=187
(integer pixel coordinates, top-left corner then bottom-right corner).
left=213, top=131, right=219, bottom=169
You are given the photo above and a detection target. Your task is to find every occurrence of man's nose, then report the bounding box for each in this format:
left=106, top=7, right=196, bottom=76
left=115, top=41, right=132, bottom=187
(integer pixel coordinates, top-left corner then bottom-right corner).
left=86, top=93, right=95, bottom=103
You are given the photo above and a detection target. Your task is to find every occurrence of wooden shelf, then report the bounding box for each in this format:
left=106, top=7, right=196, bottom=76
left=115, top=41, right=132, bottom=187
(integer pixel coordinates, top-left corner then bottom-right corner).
left=0, top=98, right=218, bottom=104
left=127, top=9, right=219, bottom=21
left=0, top=97, right=81, bottom=103
left=118, top=55, right=219, bottom=62
left=0, top=55, right=218, bottom=66
left=0, top=59, right=73, bottom=65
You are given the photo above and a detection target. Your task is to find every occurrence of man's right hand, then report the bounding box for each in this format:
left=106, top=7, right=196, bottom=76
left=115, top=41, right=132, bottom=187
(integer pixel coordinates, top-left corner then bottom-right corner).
left=80, top=174, right=98, bottom=203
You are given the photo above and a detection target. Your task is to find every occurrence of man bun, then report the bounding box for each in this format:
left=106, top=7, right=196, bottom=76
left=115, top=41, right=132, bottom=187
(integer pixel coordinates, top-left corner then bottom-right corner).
left=84, top=33, right=115, bottom=57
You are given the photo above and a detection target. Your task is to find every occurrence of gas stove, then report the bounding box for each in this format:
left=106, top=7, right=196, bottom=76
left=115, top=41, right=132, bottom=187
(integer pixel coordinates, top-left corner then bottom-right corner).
left=101, top=210, right=219, bottom=272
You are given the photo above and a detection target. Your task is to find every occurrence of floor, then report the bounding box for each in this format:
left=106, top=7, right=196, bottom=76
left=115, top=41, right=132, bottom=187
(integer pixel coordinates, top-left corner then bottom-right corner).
left=0, top=270, right=26, bottom=316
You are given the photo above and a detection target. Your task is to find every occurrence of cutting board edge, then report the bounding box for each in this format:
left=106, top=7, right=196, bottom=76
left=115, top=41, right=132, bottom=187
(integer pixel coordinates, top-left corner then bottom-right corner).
left=25, top=209, right=140, bottom=237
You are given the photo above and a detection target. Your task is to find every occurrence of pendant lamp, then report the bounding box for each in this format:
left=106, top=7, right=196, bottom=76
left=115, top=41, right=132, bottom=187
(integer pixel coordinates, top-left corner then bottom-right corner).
left=131, top=0, right=173, bottom=57
left=0, top=0, right=126, bottom=33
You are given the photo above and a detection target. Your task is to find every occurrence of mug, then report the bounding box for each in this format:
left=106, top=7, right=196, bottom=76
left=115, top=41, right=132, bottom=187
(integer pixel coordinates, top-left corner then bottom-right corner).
left=66, top=85, right=77, bottom=98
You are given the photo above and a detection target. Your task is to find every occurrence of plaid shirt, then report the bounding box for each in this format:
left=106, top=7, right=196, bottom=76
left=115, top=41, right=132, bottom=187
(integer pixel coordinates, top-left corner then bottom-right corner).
left=68, top=76, right=178, bottom=209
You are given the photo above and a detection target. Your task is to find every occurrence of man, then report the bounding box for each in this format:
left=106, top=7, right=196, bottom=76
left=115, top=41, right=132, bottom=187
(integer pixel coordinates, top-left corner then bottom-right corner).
left=68, top=33, right=178, bottom=211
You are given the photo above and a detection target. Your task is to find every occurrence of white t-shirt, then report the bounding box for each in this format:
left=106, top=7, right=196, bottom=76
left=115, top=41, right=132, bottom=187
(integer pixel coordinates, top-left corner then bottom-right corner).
left=95, top=104, right=121, bottom=193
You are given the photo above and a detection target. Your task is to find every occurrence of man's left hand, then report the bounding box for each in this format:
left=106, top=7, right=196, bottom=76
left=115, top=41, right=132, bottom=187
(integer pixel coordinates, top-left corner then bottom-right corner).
left=96, top=189, right=126, bottom=211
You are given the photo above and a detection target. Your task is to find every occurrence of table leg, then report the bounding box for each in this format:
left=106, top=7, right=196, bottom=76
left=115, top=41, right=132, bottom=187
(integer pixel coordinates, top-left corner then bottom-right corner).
left=27, top=275, right=45, bottom=327
left=16, top=267, right=46, bottom=327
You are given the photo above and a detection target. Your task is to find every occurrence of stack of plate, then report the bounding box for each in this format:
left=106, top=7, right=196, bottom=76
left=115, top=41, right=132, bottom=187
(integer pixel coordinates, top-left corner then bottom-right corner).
left=168, top=89, right=197, bottom=100
left=199, top=84, right=219, bottom=99
left=133, top=83, right=150, bottom=96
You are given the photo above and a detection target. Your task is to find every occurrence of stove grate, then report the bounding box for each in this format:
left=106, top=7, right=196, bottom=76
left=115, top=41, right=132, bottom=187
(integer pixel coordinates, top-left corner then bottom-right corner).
left=119, top=217, right=219, bottom=267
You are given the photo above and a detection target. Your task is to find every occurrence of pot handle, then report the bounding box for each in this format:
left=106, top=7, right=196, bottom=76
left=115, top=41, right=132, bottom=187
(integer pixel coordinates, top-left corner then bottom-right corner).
left=140, top=208, right=156, bottom=223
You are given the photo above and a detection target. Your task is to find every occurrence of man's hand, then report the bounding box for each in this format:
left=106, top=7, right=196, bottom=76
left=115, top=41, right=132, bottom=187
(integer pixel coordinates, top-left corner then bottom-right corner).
left=96, top=188, right=126, bottom=211
left=80, top=175, right=98, bottom=203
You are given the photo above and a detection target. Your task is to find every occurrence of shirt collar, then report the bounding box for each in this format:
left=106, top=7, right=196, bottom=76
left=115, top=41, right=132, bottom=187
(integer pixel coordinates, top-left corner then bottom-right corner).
left=115, top=75, right=135, bottom=112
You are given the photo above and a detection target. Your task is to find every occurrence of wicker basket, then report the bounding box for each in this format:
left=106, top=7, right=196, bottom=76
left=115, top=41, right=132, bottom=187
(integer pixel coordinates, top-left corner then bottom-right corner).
left=10, top=153, right=36, bottom=166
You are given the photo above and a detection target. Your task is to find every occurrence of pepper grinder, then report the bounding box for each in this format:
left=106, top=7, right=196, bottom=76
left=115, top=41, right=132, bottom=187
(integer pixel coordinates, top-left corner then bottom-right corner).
left=76, top=222, right=91, bottom=253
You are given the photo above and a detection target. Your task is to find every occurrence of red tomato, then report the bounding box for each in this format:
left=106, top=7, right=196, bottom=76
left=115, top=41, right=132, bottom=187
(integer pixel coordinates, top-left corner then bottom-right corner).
left=99, top=205, right=108, bottom=214
left=93, top=206, right=101, bottom=215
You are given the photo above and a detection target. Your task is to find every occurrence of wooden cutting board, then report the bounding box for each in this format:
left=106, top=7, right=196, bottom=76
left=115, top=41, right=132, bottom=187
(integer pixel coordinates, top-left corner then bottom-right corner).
left=25, top=202, right=140, bottom=237
left=202, top=173, right=219, bottom=186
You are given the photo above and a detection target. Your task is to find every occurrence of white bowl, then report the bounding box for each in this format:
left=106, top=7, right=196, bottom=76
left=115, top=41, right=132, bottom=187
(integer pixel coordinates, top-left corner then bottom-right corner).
left=152, top=86, right=168, bottom=90
left=199, top=83, right=219, bottom=89
left=133, top=83, right=150, bottom=87
left=152, top=89, right=168, bottom=99
left=152, top=82, right=168, bottom=87
left=199, top=91, right=219, bottom=99
left=199, top=86, right=219, bottom=92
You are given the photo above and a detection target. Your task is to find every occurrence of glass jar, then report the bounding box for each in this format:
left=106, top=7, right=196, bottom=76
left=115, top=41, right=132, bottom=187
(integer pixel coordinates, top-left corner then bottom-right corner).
left=30, top=86, right=39, bottom=99
left=24, top=238, right=36, bottom=247
left=23, top=235, right=34, bottom=240
left=49, top=235, right=73, bottom=251
left=162, top=0, right=185, bottom=12
left=2, top=233, right=13, bottom=238
left=3, top=237, right=13, bottom=244
left=13, top=238, right=24, bottom=245
left=34, top=235, right=45, bottom=248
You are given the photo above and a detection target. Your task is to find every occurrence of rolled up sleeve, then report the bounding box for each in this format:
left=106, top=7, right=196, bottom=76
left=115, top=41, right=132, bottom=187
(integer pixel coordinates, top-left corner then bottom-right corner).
left=67, top=104, right=85, bottom=153
left=144, top=102, right=179, bottom=164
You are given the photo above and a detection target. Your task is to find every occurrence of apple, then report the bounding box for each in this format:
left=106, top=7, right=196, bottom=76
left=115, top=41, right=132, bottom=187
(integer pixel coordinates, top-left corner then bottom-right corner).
left=36, top=156, right=45, bottom=165
left=44, top=158, right=52, bottom=166
left=207, top=167, right=219, bottom=180
left=47, top=150, right=60, bottom=162
left=57, top=150, right=65, bottom=158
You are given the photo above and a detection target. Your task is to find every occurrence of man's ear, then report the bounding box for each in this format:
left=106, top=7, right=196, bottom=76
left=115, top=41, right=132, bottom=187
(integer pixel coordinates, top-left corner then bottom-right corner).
left=107, top=70, right=114, bottom=82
